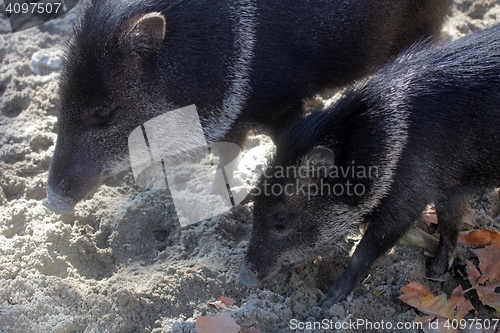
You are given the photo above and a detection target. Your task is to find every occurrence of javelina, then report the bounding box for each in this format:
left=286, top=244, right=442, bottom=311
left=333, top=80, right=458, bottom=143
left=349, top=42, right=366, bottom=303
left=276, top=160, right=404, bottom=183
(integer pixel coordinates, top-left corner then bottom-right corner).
left=44, top=0, right=452, bottom=214
left=239, top=25, right=500, bottom=307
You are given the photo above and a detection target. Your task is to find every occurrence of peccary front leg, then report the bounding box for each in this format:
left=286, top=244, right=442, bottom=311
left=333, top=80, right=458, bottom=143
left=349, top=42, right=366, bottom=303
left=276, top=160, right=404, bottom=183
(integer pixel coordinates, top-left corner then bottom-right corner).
left=319, top=196, right=426, bottom=307
left=426, top=193, right=468, bottom=281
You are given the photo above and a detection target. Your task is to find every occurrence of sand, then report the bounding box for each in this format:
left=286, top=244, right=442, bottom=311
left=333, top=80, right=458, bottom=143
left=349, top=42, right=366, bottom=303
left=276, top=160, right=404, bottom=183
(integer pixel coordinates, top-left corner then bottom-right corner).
left=1, top=1, right=500, bottom=332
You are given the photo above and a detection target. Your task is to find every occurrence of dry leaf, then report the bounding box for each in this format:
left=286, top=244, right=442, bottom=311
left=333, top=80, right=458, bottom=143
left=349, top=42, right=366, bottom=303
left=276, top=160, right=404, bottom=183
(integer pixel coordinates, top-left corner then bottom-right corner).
left=294, top=266, right=303, bottom=274
left=466, top=260, right=482, bottom=287
left=195, top=313, right=240, bottom=333
left=400, top=281, right=455, bottom=320
left=474, top=283, right=500, bottom=313
left=458, top=229, right=500, bottom=248
left=208, top=300, right=223, bottom=310
left=473, top=244, right=500, bottom=284
left=373, top=288, right=386, bottom=297
left=400, top=280, right=433, bottom=299
left=186, top=269, right=197, bottom=274
left=398, top=227, right=439, bottom=255
left=465, top=245, right=500, bottom=313
left=218, top=296, right=236, bottom=306
left=448, top=285, right=475, bottom=320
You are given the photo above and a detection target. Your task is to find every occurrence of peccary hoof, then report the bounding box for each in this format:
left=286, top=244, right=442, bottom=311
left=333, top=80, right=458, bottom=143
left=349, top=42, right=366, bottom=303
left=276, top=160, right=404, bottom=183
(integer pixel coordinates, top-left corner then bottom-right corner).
left=43, top=188, right=76, bottom=214
left=238, top=264, right=261, bottom=287
left=318, top=289, right=353, bottom=308
left=425, top=258, right=453, bottom=282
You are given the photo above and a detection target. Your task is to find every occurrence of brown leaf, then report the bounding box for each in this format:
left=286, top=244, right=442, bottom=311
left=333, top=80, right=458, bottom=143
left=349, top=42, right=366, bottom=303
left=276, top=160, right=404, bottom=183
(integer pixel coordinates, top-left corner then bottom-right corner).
left=474, top=284, right=500, bottom=313
left=186, top=269, right=197, bottom=274
left=448, top=285, right=475, bottom=320
left=400, top=281, right=455, bottom=320
left=195, top=313, right=240, bottom=333
left=458, top=229, right=500, bottom=248
left=473, top=244, right=500, bottom=284
left=466, top=260, right=481, bottom=288
left=208, top=300, right=223, bottom=310
left=400, top=280, right=433, bottom=299
left=466, top=249, right=500, bottom=313
left=294, top=266, right=303, bottom=274
left=218, top=296, right=235, bottom=306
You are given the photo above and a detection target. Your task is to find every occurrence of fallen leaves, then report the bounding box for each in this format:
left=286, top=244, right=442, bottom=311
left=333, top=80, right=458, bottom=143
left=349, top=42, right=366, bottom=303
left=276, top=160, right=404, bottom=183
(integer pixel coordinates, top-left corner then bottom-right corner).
left=208, top=296, right=236, bottom=310
left=466, top=245, right=500, bottom=313
left=400, top=281, right=456, bottom=320
left=196, top=312, right=240, bottom=333
left=458, top=229, right=500, bottom=248
left=197, top=296, right=262, bottom=333
left=218, top=296, right=236, bottom=306
left=401, top=230, right=500, bottom=332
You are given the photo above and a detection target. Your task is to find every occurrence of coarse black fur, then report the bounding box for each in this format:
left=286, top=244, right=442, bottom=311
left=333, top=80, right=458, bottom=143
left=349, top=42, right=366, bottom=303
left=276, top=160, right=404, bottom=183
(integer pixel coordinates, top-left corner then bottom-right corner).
left=240, top=25, right=500, bottom=307
left=45, top=0, right=451, bottom=213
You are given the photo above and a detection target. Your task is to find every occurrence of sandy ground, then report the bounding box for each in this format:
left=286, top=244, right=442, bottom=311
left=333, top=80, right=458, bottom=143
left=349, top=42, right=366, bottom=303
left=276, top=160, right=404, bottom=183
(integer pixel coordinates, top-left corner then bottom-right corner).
left=1, top=1, right=500, bottom=332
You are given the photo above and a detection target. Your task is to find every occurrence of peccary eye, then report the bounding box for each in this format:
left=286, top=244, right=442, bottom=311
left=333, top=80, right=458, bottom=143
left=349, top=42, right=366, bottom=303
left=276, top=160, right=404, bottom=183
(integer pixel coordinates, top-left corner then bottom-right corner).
left=272, top=213, right=288, bottom=232
left=87, top=106, right=118, bottom=127
left=95, top=107, right=117, bottom=121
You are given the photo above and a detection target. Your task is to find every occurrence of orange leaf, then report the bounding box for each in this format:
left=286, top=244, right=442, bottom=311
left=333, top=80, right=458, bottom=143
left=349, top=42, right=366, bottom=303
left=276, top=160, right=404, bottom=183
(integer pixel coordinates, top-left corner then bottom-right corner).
left=473, top=244, right=500, bottom=284
left=458, top=229, right=500, bottom=248
left=400, top=280, right=433, bottom=299
left=448, top=285, right=475, bottom=320
left=400, top=281, right=455, bottom=320
left=218, top=296, right=236, bottom=306
left=195, top=313, right=240, bottom=333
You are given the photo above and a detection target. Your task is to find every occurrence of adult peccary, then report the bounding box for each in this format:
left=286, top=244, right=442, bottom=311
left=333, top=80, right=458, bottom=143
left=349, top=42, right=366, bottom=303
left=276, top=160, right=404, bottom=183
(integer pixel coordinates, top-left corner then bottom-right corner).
left=43, top=0, right=452, bottom=214
left=239, top=25, right=500, bottom=307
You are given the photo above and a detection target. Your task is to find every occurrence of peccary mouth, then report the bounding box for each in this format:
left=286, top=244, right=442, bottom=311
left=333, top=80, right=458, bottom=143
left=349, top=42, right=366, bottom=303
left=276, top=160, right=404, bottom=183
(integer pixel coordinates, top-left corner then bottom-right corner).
left=42, top=187, right=76, bottom=214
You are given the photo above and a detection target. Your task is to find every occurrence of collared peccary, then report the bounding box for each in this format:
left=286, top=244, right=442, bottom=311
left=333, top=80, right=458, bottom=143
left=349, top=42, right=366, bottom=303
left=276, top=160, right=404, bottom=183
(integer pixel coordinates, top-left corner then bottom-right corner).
left=43, top=0, right=452, bottom=214
left=239, top=25, right=500, bottom=307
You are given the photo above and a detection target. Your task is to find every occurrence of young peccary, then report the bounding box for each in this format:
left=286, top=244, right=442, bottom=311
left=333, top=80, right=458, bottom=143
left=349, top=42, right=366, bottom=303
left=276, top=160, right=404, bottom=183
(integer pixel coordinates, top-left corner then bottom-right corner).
left=43, top=0, right=451, bottom=214
left=239, top=25, right=500, bottom=307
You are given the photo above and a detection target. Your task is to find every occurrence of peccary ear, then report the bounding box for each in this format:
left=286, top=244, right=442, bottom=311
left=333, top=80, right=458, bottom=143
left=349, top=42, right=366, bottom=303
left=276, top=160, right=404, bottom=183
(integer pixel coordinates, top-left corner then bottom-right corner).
left=123, top=12, right=166, bottom=55
left=300, top=146, right=335, bottom=168
left=299, top=146, right=335, bottom=181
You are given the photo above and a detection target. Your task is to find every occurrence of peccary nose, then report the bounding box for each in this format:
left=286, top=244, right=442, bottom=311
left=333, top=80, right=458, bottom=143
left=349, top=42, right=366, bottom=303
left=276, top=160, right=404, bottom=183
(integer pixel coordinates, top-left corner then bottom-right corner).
left=42, top=187, right=76, bottom=214
left=238, top=263, right=261, bottom=287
